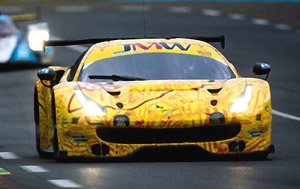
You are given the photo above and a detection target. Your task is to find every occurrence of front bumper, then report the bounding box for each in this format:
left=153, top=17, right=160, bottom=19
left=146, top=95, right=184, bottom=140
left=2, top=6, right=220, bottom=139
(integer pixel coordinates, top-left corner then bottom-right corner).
left=57, top=122, right=272, bottom=158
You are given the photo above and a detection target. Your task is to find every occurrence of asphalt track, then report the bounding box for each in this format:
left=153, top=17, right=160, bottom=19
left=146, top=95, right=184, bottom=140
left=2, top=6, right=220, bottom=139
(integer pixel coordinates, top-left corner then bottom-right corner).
left=1, top=2, right=300, bottom=189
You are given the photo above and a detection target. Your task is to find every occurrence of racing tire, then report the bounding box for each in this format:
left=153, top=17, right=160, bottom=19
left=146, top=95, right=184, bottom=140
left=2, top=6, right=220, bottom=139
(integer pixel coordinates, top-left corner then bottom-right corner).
left=51, top=90, right=68, bottom=162
left=53, top=128, right=68, bottom=162
left=34, top=87, right=54, bottom=159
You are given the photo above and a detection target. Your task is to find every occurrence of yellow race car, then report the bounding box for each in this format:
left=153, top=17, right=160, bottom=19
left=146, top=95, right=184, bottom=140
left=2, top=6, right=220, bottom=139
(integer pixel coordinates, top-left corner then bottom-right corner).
left=34, top=36, right=274, bottom=161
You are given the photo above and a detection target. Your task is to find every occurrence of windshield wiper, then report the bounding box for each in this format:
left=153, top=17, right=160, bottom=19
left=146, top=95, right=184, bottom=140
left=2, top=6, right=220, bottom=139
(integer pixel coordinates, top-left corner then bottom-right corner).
left=88, top=75, right=146, bottom=81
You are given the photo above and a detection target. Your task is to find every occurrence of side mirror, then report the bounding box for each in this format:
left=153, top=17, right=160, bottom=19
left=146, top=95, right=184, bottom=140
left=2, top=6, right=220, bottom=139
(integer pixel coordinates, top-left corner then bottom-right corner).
left=37, top=68, right=56, bottom=81
left=253, top=62, right=271, bottom=80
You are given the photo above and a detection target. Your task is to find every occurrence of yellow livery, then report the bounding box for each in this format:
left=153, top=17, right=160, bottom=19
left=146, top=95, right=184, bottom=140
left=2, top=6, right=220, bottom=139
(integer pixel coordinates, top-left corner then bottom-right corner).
left=34, top=37, right=274, bottom=160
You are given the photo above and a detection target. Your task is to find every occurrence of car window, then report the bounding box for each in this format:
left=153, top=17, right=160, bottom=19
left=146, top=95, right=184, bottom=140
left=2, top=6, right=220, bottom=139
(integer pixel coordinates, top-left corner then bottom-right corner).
left=78, top=53, right=235, bottom=82
left=67, top=50, right=88, bottom=81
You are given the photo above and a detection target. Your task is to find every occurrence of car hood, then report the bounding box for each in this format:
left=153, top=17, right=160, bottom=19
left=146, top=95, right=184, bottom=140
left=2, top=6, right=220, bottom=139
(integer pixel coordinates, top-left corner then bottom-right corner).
left=76, top=79, right=246, bottom=103
left=60, top=79, right=247, bottom=127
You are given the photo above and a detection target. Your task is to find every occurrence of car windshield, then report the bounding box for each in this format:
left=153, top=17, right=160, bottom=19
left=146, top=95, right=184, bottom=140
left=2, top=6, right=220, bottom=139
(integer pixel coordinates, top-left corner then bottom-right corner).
left=78, top=53, right=235, bottom=82
left=0, top=20, right=16, bottom=37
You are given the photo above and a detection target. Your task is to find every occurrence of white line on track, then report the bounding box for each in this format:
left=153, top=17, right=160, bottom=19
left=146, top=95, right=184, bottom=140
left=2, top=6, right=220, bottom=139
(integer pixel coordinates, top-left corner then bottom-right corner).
left=202, top=9, right=221, bottom=17
left=48, top=179, right=82, bottom=188
left=51, top=36, right=87, bottom=53
left=50, top=36, right=300, bottom=122
left=0, top=152, right=19, bottom=159
left=228, top=13, right=245, bottom=20
left=252, top=18, right=269, bottom=26
left=120, top=5, right=150, bottom=12
left=66, top=45, right=87, bottom=53
left=168, top=6, right=191, bottom=14
left=272, top=110, right=300, bottom=122
left=55, top=6, right=91, bottom=13
left=20, top=165, right=49, bottom=173
left=274, top=24, right=291, bottom=31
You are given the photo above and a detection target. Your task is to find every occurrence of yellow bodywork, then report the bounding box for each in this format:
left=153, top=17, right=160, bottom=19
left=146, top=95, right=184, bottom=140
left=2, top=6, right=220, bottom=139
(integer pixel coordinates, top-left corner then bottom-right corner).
left=35, top=38, right=272, bottom=158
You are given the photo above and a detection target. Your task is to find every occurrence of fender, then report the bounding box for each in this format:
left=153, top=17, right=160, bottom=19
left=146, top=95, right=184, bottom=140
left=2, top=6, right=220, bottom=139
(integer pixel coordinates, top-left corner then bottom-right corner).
left=35, top=80, right=54, bottom=149
left=35, top=66, right=68, bottom=149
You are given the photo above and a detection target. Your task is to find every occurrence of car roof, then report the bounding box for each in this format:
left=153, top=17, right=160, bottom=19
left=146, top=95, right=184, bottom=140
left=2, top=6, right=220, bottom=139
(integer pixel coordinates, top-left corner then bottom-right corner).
left=71, top=38, right=235, bottom=81
left=81, top=38, right=229, bottom=66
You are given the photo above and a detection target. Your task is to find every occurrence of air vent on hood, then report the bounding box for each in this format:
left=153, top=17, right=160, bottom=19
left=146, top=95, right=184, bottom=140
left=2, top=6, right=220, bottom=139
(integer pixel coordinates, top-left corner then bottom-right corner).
left=106, top=91, right=121, bottom=96
left=207, top=88, right=222, bottom=95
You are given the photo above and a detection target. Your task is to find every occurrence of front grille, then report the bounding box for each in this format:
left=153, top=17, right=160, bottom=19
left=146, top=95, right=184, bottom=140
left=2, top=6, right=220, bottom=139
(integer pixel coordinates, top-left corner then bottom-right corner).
left=96, top=124, right=241, bottom=144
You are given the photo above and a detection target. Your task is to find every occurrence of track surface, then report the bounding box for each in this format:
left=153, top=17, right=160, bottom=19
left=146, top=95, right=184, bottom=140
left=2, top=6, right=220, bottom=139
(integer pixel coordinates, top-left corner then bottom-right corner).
left=1, top=2, right=300, bottom=189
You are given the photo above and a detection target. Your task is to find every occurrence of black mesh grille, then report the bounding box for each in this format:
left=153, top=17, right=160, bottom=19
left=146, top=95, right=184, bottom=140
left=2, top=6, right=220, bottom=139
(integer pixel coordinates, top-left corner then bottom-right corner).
left=96, top=124, right=241, bottom=144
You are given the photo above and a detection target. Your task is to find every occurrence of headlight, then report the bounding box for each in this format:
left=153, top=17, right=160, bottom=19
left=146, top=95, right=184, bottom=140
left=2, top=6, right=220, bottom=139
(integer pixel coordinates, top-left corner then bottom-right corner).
left=230, top=85, right=253, bottom=113
left=28, top=29, right=49, bottom=51
left=27, top=23, right=50, bottom=51
left=74, top=89, right=106, bottom=116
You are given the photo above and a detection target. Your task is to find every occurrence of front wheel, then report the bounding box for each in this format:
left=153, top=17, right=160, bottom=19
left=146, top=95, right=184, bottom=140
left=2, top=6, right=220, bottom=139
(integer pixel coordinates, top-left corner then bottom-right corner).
left=35, top=122, right=54, bottom=159
left=53, top=128, right=67, bottom=162
left=34, top=87, right=53, bottom=159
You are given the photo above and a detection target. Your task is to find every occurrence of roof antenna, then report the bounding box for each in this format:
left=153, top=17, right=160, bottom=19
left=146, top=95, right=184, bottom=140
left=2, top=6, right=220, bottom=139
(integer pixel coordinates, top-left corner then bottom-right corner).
left=142, top=0, right=147, bottom=38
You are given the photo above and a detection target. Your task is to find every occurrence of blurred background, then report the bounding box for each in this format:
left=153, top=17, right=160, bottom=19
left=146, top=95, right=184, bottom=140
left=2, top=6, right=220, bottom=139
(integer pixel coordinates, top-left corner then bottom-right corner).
left=0, top=0, right=300, bottom=188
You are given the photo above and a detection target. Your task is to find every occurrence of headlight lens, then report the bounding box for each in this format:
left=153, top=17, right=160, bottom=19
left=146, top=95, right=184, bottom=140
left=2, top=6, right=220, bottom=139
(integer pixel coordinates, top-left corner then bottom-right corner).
left=75, top=89, right=106, bottom=116
left=28, top=29, right=49, bottom=51
left=230, top=85, right=253, bottom=113
left=28, top=23, right=50, bottom=51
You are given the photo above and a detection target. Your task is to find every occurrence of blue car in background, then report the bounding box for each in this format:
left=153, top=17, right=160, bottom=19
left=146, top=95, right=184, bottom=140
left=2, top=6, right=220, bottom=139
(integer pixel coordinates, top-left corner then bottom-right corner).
left=0, top=12, right=53, bottom=64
